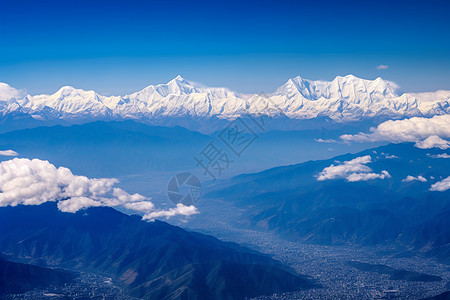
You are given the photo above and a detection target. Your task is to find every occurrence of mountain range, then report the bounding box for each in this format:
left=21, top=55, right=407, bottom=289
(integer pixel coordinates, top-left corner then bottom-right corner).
left=1, top=76, right=449, bottom=129
left=202, top=143, right=450, bottom=263
left=0, top=203, right=317, bottom=299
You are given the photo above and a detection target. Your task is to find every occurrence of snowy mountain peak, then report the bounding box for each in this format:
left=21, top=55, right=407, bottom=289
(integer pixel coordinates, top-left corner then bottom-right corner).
left=55, top=86, right=86, bottom=96
left=130, top=76, right=200, bottom=99
left=172, top=75, right=186, bottom=82
left=165, top=76, right=198, bottom=95
left=166, top=75, right=192, bottom=88
left=58, top=85, right=77, bottom=92
left=288, top=75, right=306, bottom=83
left=0, top=75, right=449, bottom=122
left=275, top=74, right=400, bottom=103
left=49, top=86, right=101, bottom=104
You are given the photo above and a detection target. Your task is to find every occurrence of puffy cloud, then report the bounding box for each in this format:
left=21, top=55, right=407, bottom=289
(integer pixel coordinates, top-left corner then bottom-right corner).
left=377, top=65, right=389, bottom=70
left=415, top=135, right=450, bottom=149
left=346, top=170, right=391, bottom=182
left=317, top=155, right=391, bottom=182
left=0, top=158, right=197, bottom=220
left=0, top=150, right=19, bottom=156
left=0, top=83, right=26, bottom=100
left=430, top=176, right=450, bottom=192
left=143, top=204, right=199, bottom=221
left=318, top=156, right=372, bottom=181
left=58, top=197, right=102, bottom=212
left=402, top=175, right=427, bottom=183
left=341, top=115, right=450, bottom=150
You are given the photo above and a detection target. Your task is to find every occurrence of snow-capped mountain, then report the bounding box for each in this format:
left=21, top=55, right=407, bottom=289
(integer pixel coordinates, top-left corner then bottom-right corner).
left=266, top=75, right=440, bottom=120
left=1, top=75, right=449, bottom=123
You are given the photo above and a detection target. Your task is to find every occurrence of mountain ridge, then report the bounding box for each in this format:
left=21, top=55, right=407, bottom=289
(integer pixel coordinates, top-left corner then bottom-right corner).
left=0, top=203, right=317, bottom=299
left=1, top=75, right=449, bottom=123
left=202, top=142, right=450, bottom=262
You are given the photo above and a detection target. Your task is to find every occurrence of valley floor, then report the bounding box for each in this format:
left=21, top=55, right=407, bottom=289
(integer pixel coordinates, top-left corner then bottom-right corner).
left=0, top=272, right=135, bottom=300
left=186, top=222, right=450, bottom=300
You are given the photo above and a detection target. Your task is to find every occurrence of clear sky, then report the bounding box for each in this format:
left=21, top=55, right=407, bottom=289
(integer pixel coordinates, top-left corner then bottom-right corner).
left=0, top=0, right=449, bottom=95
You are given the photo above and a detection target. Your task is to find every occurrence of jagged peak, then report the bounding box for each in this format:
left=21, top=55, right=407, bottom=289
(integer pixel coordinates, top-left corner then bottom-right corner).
left=135, top=76, right=195, bottom=94
left=173, top=75, right=185, bottom=81
left=274, top=74, right=402, bottom=101
left=166, top=75, right=190, bottom=85
left=2, top=76, right=449, bottom=122
left=285, top=75, right=309, bottom=86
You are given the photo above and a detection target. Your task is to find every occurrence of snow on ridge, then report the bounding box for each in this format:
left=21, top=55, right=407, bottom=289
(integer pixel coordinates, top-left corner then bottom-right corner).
left=1, top=75, right=449, bottom=122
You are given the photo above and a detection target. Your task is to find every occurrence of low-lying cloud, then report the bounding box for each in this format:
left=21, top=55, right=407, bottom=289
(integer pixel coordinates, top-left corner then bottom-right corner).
left=430, top=176, right=450, bottom=192
left=317, top=155, right=391, bottom=182
left=0, top=158, right=198, bottom=220
left=341, top=115, right=450, bottom=149
left=143, top=204, right=199, bottom=221
left=415, top=135, right=450, bottom=150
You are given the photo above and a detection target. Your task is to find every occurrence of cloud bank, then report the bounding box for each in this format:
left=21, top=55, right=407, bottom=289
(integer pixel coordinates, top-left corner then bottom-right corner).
left=317, top=155, right=391, bottom=182
left=0, top=158, right=198, bottom=220
left=0, top=150, right=18, bottom=156
left=341, top=115, right=450, bottom=149
left=430, top=176, right=450, bottom=192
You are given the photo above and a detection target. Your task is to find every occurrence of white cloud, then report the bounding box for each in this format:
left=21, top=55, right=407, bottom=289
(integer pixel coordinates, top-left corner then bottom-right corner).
left=0, top=150, right=19, bottom=156
left=415, top=135, right=450, bottom=149
left=314, top=138, right=337, bottom=143
left=428, top=153, right=450, bottom=159
left=430, top=176, right=450, bottom=192
left=380, top=152, right=399, bottom=159
left=317, top=155, right=391, bottom=182
left=0, top=83, right=26, bottom=101
left=346, top=170, right=391, bottom=182
left=0, top=158, right=198, bottom=220
left=377, top=65, right=389, bottom=70
left=143, top=204, right=199, bottom=221
left=402, top=175, right=427, bottom=183
left=341, top=115, right=450, bottom=150
left=58, top=197, right=102, bottom=212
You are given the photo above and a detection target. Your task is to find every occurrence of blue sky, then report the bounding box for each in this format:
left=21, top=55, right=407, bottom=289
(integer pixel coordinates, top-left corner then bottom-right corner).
left=0, top=0, right=449, bottom=95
